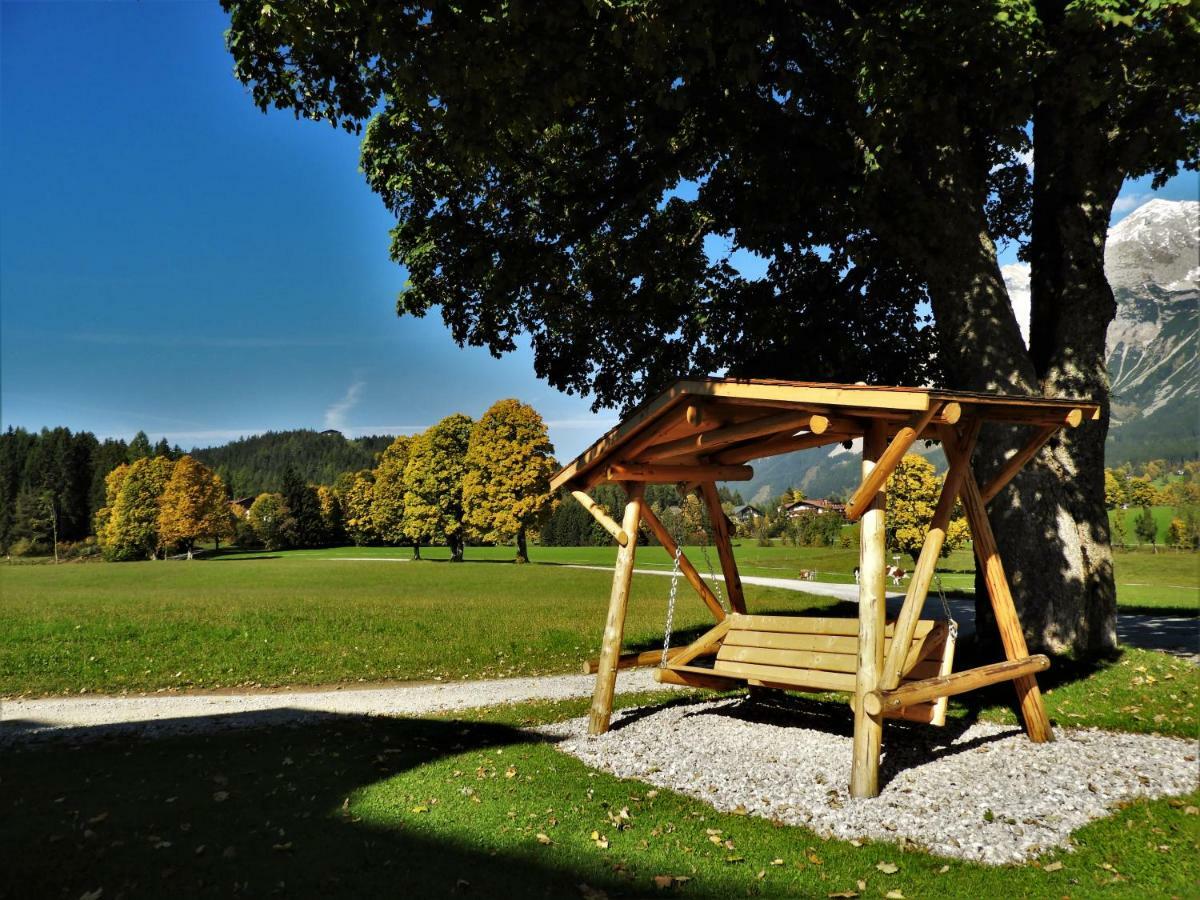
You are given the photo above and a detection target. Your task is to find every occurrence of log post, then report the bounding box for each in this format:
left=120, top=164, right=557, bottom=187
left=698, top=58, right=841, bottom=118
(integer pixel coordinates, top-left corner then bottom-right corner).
left=942, top=427, right=1054, bottom=744
left=588, top=483, right=646, bottom=735
left=699, top=482, right=747, bottom=614
left=850, top=421, right=888, bottom=798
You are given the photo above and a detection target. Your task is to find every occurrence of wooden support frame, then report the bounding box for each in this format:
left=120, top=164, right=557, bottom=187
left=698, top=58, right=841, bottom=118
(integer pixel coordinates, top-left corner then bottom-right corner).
left=582, top=645, right=694, bottom=674
left=699, top=481, right=747, bottom=614
left=980, top=424, right=1058, bottom=503
left=640, top=412, right=828, bottom=462
left=588, top=484, right=646, bottom=735
left=850, top=421, right=888, bottom=798
left=712, top=430, right=853, bottom=465
left=866, top=654, right=1050, bottom=715
left=844, top=405, right=944, bottom=521
left=942, top=425, right=1054, bottom=744
left=569, top=488, right=630, bottom=546
left=640, top=503, right=727, bottom=621
left=606, top=463, right=754, bottom=483
left=879, top=420, right=980, bottom=690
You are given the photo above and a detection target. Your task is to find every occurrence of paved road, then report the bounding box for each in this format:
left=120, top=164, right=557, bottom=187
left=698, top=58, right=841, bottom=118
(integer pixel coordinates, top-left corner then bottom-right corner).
left=565, top=565, right=1199, bottom=656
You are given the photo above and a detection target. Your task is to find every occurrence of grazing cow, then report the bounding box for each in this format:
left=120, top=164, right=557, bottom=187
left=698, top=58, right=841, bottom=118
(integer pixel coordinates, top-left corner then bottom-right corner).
left=854, top=565, right=906, bottom=586
left=797, top=568, right=816, bottom=581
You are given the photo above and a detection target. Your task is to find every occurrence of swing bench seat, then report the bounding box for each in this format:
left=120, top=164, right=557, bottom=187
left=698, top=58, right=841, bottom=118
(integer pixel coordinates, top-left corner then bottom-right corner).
left=655, top=613, right=958, bottom=725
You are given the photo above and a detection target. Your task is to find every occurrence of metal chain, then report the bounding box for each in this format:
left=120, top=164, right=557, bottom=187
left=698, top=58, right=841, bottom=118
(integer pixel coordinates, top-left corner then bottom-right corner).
left=661, top=543, right=684, bottom=666
left=699, top=537, right=729, bottom=613
left=934, top=573, right=959, bottom=641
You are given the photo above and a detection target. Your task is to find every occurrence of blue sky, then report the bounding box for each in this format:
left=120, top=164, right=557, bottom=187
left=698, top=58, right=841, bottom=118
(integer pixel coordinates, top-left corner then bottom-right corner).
left=2, top=3, right=1195, bottom=462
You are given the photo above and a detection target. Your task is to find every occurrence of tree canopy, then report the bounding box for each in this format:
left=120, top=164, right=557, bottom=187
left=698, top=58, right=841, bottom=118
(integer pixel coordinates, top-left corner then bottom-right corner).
left=463, top=399, right=558, bottom=562
left=403, top=413, right=474, bottom=560
left=222, top=0, right=1198, bottom=654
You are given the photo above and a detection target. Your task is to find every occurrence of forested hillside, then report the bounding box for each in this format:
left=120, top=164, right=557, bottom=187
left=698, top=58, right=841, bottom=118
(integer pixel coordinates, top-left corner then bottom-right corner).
left=191, top=430, right=394, bottom=496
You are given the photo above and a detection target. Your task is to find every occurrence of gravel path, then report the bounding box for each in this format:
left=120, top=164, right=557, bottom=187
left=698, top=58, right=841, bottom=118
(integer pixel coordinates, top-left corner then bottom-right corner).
left=545, top=696, right=1199, bottom=865
left=0, top=669, right=675, bottom=745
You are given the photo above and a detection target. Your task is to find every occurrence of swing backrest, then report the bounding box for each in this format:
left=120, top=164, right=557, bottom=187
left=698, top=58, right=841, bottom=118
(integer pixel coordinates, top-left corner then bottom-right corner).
left=708, top=614, right=948, bottom=691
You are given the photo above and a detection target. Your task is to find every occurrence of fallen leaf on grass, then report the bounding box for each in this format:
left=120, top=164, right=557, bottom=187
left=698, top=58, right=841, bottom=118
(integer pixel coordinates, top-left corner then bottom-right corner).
left=827, top=891, right=858, bottom=898
left=411, top=806, right=429, bottom=814
left=885, top=891, right=905, bottom=899
left=536, top=833, right=553, bottom=845
left=876, top=861, right=899, bottom=874
left=652, top=875, right=690, bottom=889
left=79, top=890, right=103, bottom=900
left=212, top=791, right=229, bottom=803
left=590, top=831, right=609, bottom=850
left=1185, top=806, right=1198, bottom=816
left=1043, top=861, right=1064, bottom=872
left=857, top=880, right=867, bottom=890
left=770, top=859, right=784, bottom=866
left=937, top=865, right=949, bottom=874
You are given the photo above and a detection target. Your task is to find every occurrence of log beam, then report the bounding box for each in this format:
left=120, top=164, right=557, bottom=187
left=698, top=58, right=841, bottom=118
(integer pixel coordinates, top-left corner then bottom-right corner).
left=844, top=405, right=944, bottom=521
left=711, top=431, right=854, bottom=465
left=588, top=484, right=645, bottom=735
left=582, top=645, right=695, bottom=674
left=980, top=424, right=1058, bottom=504
left=640, top=503, right=727, bottom=621
left=942, top=426, right=1054, bottom=744
left=700, top=481, right=747, bottom=614
left=865, top=655, right=1051, bottom=715
left=606, top=463, right=754, bottom=483
left=639, top=412, right=828, bottom=462
left=879, top=420, right=980, bottom=691
left=569, top=488, right=630, bottom=547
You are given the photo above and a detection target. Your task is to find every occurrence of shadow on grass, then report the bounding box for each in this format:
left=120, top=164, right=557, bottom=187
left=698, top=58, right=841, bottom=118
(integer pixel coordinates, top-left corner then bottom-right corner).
left=207, top=554, right=283, bottom=562
left=0, top=711, right=644, bottom=900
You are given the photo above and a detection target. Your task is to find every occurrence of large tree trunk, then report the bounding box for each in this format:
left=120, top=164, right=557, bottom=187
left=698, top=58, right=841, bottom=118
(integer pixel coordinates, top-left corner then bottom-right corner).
left=516, top=525, right=529, bottom=564
left=1014, top=37, right=1123, bottom=655
left=915, top=185, right=1117, bottom=657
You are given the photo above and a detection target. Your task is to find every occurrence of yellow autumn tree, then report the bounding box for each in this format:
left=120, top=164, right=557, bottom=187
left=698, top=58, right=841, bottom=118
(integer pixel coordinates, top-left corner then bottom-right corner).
left=462, top=399, right=557, bottom=562
left=336, top=469, right=377, bottom=546
left=884, top=454, right=972, bottom=561
left=371, top=435, right=414, bottom=550
left=97, top=456, right=175, bottom=560
left=157, top=455, right=232, bottom=559
left=403, top=413, right=474, bottom=561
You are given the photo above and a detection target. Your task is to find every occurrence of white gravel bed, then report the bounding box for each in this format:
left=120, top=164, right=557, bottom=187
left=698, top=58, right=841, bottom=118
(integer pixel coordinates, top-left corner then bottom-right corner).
left=544, top=696, right=1200, bottom=865
left=0, top=669, right=675, bottom=745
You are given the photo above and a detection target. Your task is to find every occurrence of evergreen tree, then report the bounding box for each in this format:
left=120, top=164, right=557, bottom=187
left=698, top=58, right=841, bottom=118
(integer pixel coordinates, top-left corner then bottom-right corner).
left=127, top=431, right=153, bottom=462
left=153, top=437, right=173, bottom=458
left=1134, top=506, right=1158, bottom=553
left=462, top=399, right=557, bottom=562
left=279, top=465, right=324, bottom=548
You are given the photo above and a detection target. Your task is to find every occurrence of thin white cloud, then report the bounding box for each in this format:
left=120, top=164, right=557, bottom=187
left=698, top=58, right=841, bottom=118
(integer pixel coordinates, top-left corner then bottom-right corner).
left=1000, top=262, right=1032, bottom=348
left=324, top=381, right=365, bottom=430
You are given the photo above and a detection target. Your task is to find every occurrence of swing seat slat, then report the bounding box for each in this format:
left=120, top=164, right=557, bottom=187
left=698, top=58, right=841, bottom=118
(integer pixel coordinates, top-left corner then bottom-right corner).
left=657, top=613, right=957, bottom=725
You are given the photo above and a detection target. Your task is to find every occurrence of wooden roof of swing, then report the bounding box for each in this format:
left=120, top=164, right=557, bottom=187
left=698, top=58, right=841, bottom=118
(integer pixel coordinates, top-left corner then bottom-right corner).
left=549, top=377, right=1100, bottom=492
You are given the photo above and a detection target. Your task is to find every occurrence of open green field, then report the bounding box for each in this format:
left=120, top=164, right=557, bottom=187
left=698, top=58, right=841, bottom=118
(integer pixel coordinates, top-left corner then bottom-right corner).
left=2, top=543, right=1194, bottom=697
left=1109, top=504, right=1190, bottom=545
left=4, top=663, right=1198, bottom=900
left=0, top=554, right=835, bottom=697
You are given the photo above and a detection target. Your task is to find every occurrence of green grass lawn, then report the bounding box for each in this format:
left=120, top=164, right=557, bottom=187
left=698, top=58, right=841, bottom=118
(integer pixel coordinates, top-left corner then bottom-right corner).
left=0, top=554, right=835, bottom=697
left=4, top=668, right=1197, bottom=900
left=2, top=542, right=1195, bottom=697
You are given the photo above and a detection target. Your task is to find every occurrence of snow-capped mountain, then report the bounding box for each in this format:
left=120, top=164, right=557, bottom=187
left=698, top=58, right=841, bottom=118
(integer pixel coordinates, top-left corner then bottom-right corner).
left=1104, top=199, right=1199, bottom=439
left=742, top=198, right=1198, bottom=502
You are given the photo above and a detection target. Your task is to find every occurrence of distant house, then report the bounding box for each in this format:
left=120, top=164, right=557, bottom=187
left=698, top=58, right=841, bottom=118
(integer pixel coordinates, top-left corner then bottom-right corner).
left=731, top=504, right=763, bottom=524
left=785, top=498, right=846, bottom=517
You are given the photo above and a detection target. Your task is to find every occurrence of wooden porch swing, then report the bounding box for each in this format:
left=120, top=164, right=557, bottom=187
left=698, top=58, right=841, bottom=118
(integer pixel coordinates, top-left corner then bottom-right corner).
left=552, top=378, right=1099, bottom=798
